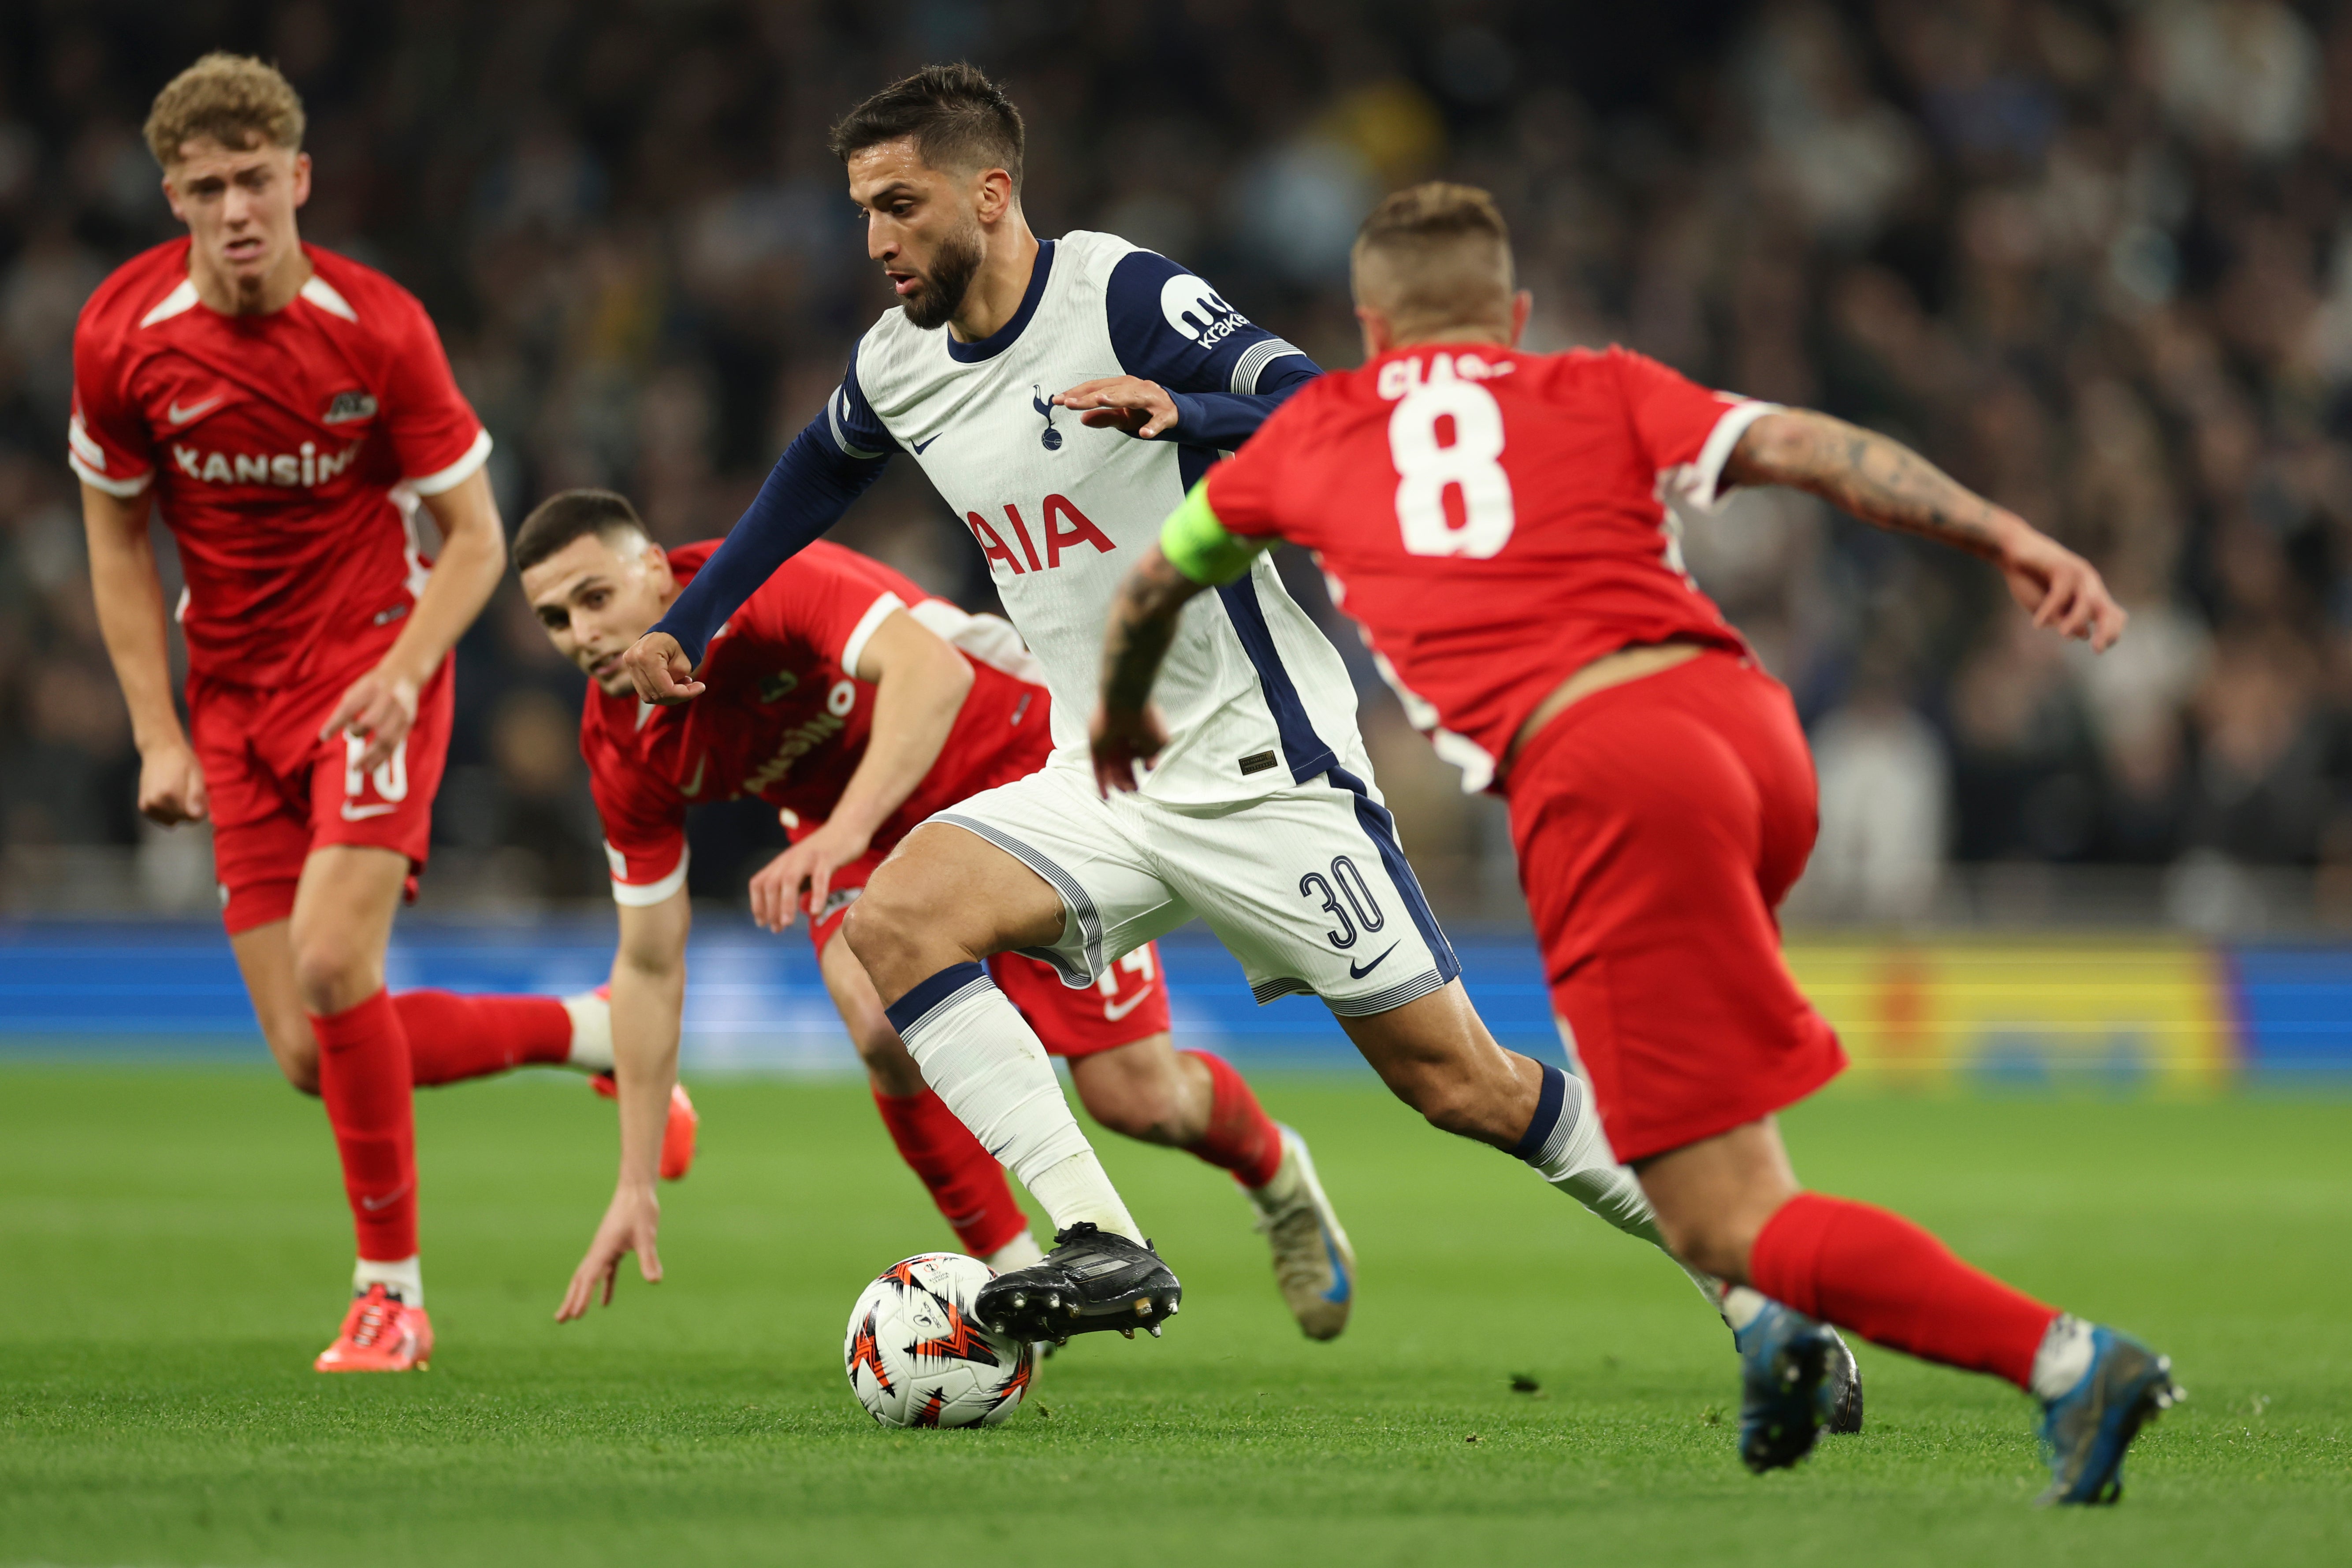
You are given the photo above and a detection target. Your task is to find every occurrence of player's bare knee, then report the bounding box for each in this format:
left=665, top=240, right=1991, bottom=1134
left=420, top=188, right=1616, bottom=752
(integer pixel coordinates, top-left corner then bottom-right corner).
left=288, top=932, right=373, bottom=1017
left=841, top=879, right=938, bottom=998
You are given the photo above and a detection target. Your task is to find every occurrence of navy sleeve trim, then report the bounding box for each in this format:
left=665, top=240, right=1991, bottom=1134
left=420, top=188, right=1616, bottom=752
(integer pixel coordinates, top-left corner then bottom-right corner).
left=823, top=340, right=897, bottom=459
left=650, top=417, right=886, bottom=665
left=1102, top=248, right=1319, bottom=450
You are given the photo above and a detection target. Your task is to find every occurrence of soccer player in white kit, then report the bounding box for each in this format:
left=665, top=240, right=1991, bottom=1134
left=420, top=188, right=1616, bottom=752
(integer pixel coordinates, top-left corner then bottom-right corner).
left=621, top=66, right=1812, bottom=1355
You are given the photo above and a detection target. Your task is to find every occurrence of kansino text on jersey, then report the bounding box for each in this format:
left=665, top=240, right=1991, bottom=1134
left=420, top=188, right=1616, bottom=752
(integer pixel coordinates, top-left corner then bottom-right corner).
left=1375, top=352, right=1518, bottom=400
left=171, top=438, right=361, bottom=488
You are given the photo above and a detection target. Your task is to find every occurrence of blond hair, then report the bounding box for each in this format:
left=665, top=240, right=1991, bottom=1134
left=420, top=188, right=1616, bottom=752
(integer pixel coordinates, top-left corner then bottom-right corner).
left=144, top=52, right=305, bottom=168
left=1350, top=182, right=1515, bottom=338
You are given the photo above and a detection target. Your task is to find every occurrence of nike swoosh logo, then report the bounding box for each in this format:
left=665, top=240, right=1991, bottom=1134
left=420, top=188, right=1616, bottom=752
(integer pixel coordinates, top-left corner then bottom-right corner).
left=680, top=754, right=707, bottom=797
left=1347, top=943, right=1399, bottom=980
left=911, top=434, right=940, bottom=454
left=1102, top=983, right=1156, bottom=1021
left=339, top=802, right=399, bottom=821
left=167, top=395, right=222, bottom=426
left=359, top=1181, right=411, bottom=1211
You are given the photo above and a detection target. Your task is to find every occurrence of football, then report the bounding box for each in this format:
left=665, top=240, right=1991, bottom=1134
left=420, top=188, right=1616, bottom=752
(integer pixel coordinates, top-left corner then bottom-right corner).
left=843, top=1252, right=1035, bottom=1428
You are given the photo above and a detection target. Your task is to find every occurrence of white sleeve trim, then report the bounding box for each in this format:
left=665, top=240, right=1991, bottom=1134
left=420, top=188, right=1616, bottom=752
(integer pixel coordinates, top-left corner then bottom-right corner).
left=828, top=385, right=889, bottom=460
left=610, top=846, right=690, bottom=906
left=406, top=427, right=493, bottom=496
left=1230, top=337, right=1309, bottom=395
left=839, top=591, right=907, bottom=677
left=69, top=451, right=151, bottom=497
left=1657, top=399, right=1780, bottom=515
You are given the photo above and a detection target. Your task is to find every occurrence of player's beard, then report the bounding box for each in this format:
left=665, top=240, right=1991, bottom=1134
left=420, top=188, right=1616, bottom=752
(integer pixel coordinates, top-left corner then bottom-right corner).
left=902, top=217, right=984, bottom=331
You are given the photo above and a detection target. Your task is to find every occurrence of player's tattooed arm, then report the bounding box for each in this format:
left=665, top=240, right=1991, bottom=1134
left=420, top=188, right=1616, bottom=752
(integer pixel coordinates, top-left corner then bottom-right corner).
left=1728, top=408, right=2127, bottom=652
left=1093, top=547, right=1208, bottom=794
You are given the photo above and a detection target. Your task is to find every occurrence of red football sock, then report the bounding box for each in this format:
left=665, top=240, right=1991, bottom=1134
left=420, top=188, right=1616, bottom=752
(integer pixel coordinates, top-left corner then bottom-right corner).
left=1182, top=1050, right=1284, bottom=1189
left=396, top=990, right=574, bottom=1086
left=871, top=1087, right=1031, bottom=1258
left=311, top=988, right=418, bottom=1263
left=1748, top=1192, right=2059, bottom=1389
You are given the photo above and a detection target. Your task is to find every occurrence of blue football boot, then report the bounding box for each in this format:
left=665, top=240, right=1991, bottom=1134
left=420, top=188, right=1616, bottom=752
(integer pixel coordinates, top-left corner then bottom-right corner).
left=1736, top=1300, right=1843, bottom=1472
left=2036, top=1319, right=2183, bottom=1505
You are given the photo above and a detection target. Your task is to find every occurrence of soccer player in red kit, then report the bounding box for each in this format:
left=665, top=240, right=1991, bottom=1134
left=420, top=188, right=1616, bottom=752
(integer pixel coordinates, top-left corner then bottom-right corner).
left=1096, top=184, right=2180, bottom=1503
left=71, top=55, right=693, bottom=1374
left=514, top=491, right=1349, bottom=1339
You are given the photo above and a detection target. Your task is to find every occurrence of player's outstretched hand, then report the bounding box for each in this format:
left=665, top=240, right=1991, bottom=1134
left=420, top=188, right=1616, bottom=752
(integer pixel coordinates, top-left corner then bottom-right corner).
left=557, top=1182, right=662, bottom=1322
left=748, top=818, right=872, bottom=934
left=1998, top=523, right=2127, bottom=652
left=1090, top=703, right=1170, bottom=796
left=319, top=665, right=421, bottom=775
left=136, top=741, right=209, bottom=827
left=622, top=631, right=704, bottom=704
left=1056, top=376, right=1180, bottom=439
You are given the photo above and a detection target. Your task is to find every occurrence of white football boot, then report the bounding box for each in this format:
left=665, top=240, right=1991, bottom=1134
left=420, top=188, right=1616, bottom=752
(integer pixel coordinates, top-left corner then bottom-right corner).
left=1248, top=1125, right=1355, bottom=1341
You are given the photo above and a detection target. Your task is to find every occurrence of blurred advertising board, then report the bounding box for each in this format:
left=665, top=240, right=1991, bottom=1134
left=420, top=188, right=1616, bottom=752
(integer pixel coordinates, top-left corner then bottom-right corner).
left=0, top=921, right=2344, bottom=1084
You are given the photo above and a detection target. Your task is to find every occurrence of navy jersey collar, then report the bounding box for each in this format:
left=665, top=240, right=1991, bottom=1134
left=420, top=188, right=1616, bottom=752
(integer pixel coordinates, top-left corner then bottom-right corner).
left=945, top=239, right=1054, bottom=363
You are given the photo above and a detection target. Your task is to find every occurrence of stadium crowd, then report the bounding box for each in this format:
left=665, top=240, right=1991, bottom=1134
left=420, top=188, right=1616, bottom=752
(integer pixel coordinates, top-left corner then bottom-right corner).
left=2, top=0, right=2349, bottom=924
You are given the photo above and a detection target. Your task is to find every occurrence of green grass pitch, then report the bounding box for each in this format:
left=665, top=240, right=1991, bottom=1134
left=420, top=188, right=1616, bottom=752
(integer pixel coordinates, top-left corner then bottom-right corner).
left=3, top=1065, right=2348, bottom=1567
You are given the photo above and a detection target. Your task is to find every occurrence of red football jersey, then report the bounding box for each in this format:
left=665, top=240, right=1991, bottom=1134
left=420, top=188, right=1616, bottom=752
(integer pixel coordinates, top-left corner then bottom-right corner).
left=1203, top=344, right=1762, bottom=792
left=586, top=540, right=1052, bottom=903
left=69, top=239, right=490, bottom=686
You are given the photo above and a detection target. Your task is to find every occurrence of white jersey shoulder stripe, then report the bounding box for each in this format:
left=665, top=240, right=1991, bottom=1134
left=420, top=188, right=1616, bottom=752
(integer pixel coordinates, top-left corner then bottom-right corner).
left=299, top=274, right=359, bottom=322
left=138, top=279, right=199, bottom=329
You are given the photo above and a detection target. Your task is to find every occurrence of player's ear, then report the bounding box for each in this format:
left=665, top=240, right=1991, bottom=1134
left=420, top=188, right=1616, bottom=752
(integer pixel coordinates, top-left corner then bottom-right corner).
left=1355, top=304, right=1393, bottom=361
left=291, top=152, right=312, bottom=210
left=1507, top=290, right=1532, bottom=348
left=973, top=166, right=1014, bottom=225
left=160, top=173, right=187, bottom=223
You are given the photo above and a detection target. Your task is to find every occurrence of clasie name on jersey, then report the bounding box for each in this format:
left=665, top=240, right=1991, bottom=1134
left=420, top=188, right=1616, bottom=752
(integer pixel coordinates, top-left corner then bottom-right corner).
left=964, top=493, right=1115, bottom=578
left=1374, top=350, right=1517, bottom=400
left=171, top=436, right=362, bottom=489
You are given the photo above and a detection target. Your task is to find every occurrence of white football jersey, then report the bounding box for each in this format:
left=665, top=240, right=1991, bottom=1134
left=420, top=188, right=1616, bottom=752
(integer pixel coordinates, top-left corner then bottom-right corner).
left=822, top=231, right=1358, bottom=806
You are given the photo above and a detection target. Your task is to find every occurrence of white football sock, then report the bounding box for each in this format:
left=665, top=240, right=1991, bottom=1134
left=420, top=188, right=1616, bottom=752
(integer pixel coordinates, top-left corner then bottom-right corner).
left=2030, top=1313, right=2095, bottom=1400
left=353, top=1254, right=422, bottom=1307
left=984, top=1230, right=1046, bottom=1271
left=885, top=963, right=1137, bottom=1240
left=1026, top=1151, right=1141, bottom=1242
left=1516, top=1061, right=1722, bottom=1308
left=562, top=990, right=614, bottom=1074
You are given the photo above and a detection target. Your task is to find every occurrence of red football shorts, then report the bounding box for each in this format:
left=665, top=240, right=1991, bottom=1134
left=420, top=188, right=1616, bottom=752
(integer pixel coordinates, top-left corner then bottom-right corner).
left=809, top=850, right=1171, bottom=1058
left=191, top=653, right=454, bottom=936
left=1505, top=649, right=1846, bottom=1164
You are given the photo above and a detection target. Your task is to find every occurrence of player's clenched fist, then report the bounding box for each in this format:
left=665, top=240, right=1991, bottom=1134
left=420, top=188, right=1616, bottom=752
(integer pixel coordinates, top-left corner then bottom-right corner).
left=136, top=741, right=209, bottom=826
left=622, top=630, right=704, bottom=704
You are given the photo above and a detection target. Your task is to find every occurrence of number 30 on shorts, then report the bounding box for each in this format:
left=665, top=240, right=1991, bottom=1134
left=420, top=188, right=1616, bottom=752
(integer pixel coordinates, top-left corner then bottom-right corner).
left=1299, top=856, right=1385, bottom=949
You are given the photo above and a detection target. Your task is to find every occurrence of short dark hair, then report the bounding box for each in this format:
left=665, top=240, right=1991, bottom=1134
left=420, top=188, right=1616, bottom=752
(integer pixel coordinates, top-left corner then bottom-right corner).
left=1350, top=182, right=1515, bottom=335
left=512, top=488, right=647, bottom=574
left=828, top=63, right=1025, bottom=190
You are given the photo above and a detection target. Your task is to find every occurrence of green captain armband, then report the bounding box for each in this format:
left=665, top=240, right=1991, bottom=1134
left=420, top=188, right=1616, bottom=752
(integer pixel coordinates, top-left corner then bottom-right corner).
left=1160, top=481, right=1269, bottom=587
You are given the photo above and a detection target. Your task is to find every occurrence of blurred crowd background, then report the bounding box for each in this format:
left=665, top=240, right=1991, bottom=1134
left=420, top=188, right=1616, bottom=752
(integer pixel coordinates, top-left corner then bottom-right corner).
left=2, top=0, right=2350, bottom=931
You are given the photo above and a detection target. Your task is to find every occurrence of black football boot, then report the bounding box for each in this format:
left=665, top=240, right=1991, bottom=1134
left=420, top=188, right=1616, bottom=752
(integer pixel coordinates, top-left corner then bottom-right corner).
left=975, top=1222, right=1183, bottom=1344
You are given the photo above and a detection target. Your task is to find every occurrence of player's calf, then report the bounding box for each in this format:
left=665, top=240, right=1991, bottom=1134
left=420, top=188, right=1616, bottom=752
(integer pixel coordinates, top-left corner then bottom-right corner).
left=1336, top=980, right=1542, bottom=1147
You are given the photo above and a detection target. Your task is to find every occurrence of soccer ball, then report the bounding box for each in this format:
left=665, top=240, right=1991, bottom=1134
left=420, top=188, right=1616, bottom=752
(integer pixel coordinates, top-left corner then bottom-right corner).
left=843, top=1252, right=1034, bottom=1428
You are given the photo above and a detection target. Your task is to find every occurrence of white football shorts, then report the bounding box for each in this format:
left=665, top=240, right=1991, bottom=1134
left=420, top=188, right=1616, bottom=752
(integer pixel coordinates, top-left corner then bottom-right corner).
left=930, top=749, right=1462, bottom=1017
